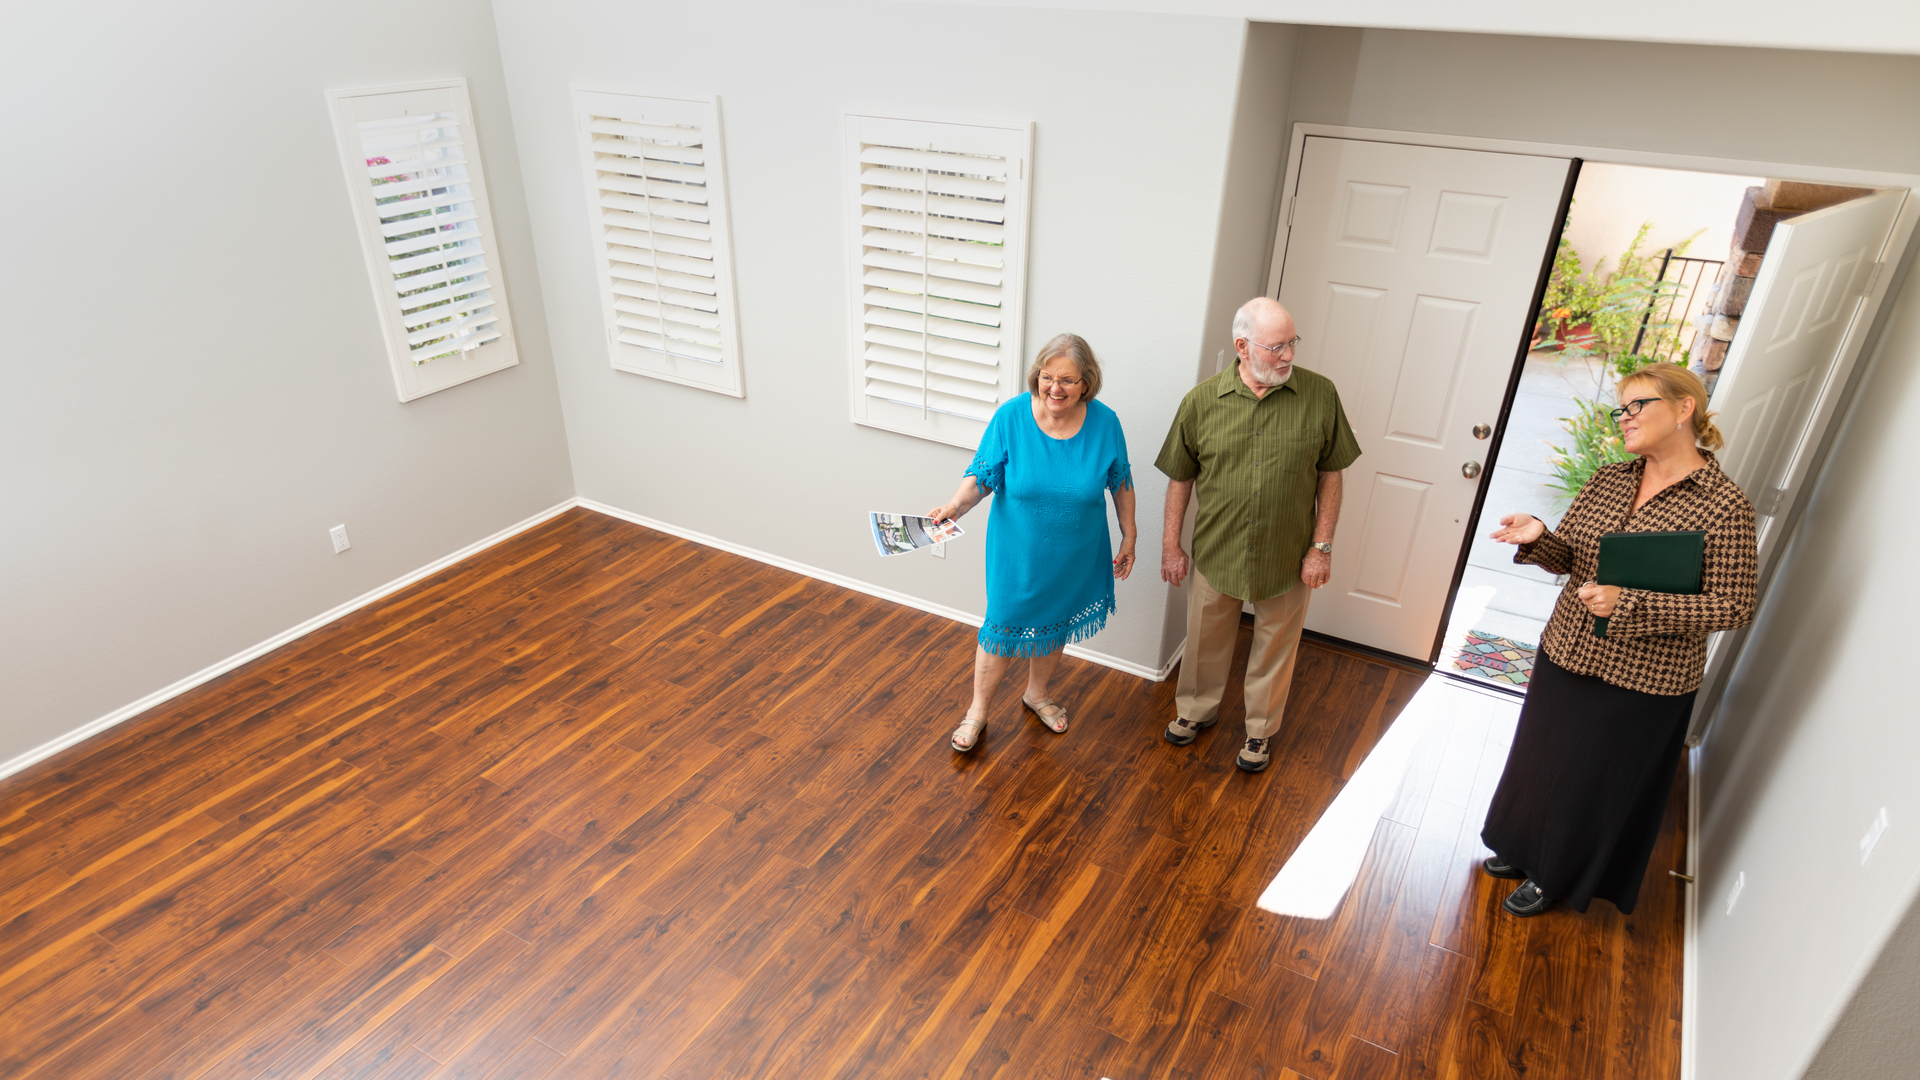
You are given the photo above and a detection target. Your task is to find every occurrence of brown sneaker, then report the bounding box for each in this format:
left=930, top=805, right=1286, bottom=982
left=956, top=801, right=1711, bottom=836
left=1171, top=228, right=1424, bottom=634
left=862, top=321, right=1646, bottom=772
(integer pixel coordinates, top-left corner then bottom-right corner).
left=1164, top=715, right=1216, bottom=746
left=1235, top=737, right=1271, bottom=772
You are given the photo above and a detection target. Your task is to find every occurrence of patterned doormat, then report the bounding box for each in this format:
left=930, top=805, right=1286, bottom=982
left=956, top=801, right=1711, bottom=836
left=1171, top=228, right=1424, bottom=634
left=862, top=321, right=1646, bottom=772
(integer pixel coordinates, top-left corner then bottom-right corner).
left=1447, top=631, right=1537, bottom=687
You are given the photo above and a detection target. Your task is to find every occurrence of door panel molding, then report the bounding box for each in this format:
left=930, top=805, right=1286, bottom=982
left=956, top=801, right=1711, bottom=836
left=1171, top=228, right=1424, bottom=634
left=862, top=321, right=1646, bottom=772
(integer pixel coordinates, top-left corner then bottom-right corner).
left=1386, top=295, right=1477, bottom=447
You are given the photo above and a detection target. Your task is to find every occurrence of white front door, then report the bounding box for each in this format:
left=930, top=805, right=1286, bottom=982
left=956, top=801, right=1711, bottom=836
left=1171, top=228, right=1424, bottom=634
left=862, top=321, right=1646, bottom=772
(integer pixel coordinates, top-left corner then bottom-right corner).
left=1688, top=187, right=1905, bottom=739
left=1274, top=137, right=1572, bottom=660
left=1707, top=189, right=1903, bottom=544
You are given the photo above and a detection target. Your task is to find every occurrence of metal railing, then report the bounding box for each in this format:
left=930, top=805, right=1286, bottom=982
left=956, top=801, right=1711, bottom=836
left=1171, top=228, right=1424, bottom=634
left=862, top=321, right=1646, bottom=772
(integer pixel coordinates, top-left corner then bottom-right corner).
left=1630, top=249, right=1725, bottom=363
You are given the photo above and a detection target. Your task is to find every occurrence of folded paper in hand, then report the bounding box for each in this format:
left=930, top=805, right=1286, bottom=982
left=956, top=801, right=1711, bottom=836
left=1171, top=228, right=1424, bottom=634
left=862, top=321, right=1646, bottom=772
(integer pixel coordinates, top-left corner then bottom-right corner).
left=870, top=512, right=965, bottom=557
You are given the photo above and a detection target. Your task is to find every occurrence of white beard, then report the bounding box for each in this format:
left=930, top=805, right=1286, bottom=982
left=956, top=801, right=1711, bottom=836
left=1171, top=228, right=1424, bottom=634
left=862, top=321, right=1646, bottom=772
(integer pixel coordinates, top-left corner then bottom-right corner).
left=1246, top=356, right=1293, bottom=387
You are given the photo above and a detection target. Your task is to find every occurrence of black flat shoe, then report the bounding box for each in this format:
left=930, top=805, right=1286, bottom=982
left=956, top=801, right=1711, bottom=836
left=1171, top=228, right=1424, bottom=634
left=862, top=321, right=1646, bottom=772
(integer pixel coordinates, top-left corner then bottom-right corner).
left=1482, top=856, right=1526, bottom=880
left=1501, top=880, right=1551, bottom=917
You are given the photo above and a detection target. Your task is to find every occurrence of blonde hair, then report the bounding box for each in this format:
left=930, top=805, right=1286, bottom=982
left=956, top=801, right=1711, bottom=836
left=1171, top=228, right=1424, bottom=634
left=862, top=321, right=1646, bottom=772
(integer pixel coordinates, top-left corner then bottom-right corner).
left=1619, top=363, right=1725, bottom=451
left=1026, top=333, right=1103, bottom=401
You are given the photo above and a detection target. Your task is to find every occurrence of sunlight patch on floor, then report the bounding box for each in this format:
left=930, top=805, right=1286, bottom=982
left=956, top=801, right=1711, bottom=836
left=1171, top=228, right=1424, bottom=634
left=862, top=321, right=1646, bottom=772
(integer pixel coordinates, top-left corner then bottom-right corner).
left=1256, top=677, right=1501, bottom=920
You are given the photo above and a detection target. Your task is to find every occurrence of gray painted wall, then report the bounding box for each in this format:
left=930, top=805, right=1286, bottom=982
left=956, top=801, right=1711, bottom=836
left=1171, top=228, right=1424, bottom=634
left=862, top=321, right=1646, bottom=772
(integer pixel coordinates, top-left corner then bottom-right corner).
left=0, top=0, right=576, bottom=770
left=488, top=0, right=1268, bottom=675
left=1283, top=27, right=1920, bottom=177
left=908, top=0, right=1920, bottom=58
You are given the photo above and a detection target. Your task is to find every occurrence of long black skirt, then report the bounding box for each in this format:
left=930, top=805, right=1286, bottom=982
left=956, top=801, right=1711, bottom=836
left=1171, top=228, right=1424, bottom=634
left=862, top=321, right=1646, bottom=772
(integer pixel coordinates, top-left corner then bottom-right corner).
left=1480, top=651, right=1694, bottom=914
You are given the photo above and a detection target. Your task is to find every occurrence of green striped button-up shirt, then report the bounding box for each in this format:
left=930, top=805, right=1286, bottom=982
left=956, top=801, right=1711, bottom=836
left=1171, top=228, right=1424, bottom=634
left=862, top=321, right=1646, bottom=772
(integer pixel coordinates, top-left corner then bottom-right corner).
left=1155, top=362, right=1362, bottom=602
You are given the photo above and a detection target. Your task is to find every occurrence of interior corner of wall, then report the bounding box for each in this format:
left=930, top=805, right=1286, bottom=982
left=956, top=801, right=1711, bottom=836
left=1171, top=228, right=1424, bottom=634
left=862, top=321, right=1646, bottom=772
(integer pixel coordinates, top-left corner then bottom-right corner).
left=1158, top=584, right=1189, bottom=676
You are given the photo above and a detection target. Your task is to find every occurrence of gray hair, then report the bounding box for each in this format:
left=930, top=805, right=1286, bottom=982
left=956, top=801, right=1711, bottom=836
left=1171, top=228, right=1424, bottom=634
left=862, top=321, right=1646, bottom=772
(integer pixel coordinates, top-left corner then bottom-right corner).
left=1231, top=304, right=1255, bottom=343
left=1232, top=296, right=1289, bottom=342
left=1026, top=333, right=1103, bottom=401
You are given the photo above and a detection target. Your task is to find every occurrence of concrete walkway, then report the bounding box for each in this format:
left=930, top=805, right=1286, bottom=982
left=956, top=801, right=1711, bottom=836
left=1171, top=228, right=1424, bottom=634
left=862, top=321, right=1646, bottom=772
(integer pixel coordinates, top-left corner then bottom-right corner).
left=1444, top=351, right=1612, bottom=657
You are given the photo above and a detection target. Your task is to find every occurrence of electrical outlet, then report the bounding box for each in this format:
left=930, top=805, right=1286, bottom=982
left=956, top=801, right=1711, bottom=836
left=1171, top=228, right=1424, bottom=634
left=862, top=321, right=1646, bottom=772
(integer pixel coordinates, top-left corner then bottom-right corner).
left=1861, top=807, right=1890, bottom=865
left=329, top=525, right=351, bottom=553
left=930, top=541, right=946, bottom=559
left=1725, top=871, right=1745, bottom=915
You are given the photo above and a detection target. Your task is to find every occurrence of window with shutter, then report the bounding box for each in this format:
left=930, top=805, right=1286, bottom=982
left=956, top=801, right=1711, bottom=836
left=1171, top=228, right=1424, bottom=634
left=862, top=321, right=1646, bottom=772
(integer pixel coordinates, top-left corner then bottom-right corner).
left=326, top=79, right=518, bottom=402
left=845, top=113, right=1033, bottom=449
left=574, top=89, right=743, bottom=397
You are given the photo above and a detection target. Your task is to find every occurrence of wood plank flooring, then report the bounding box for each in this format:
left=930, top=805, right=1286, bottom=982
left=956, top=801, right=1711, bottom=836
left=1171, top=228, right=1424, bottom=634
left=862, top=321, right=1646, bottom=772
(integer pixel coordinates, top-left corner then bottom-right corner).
left=0, top=508, right=1686, bottom=1079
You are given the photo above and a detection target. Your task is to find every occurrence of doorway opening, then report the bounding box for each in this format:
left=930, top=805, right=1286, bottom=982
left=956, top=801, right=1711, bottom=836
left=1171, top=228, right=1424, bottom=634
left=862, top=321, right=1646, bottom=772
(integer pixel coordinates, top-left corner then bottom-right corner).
left=1439, top=166, right=1880, bottom=690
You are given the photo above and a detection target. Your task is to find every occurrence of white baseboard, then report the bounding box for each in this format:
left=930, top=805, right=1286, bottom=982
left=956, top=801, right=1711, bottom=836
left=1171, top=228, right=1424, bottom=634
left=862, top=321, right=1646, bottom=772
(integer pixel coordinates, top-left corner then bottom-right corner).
left=1065, top=638, right=1178, bottom=682
left=3, top=495, right=1173, bottom=787
left=575, top=498, right=1175, bottom=684
left=1681, top=745, right=1701, bottom=1080
left=0, top=499, right=579, bottom=784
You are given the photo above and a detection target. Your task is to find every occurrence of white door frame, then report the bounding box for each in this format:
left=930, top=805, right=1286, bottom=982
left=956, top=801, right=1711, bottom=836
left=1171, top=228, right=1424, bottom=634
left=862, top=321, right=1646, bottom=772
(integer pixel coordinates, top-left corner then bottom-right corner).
left=1265, top=122, right=1920, bottom=1080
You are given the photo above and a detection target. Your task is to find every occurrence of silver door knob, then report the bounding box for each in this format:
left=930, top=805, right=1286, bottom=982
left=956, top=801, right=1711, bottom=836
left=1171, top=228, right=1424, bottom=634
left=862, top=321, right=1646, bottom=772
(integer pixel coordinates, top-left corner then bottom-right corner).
left=1462, top=461, right=1483, bottom=479
left=1472, top=423, right=1492, bottom=440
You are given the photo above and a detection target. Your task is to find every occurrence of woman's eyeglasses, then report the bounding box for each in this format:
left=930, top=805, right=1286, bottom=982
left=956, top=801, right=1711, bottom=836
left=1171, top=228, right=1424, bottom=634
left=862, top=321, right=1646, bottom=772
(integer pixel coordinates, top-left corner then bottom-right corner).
left=1609, top=397, right=1664, bottom=422
left=1037, top=375, right=1083, bottom=388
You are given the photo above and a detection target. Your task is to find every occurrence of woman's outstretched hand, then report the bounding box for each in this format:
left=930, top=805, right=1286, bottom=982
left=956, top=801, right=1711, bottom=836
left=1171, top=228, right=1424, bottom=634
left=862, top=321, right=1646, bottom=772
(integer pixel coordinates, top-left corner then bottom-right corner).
left=1113, top=537, right=1137, bottom=580
left=1489, top=513, right=1546, bottom=545
left=926, top=503, right=961, bottom=523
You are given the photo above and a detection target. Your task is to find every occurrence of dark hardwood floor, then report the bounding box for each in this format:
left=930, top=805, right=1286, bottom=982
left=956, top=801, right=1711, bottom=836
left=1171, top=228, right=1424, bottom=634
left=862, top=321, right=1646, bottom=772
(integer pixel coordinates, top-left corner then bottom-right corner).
left=0, top=508, right=1685, bottom=1079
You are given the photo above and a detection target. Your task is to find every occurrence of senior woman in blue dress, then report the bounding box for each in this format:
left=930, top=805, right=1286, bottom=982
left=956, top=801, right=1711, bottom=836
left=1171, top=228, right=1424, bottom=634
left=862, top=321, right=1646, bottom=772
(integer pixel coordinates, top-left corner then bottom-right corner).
left=927, top=334, right=1137, bottom=752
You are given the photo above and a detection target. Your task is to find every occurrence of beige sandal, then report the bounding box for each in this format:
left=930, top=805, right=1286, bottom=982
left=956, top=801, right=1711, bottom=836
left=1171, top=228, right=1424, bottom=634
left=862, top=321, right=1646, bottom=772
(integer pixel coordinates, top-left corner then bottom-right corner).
left=951, top=715, right=987, bottom=752
left=1022, top=697, right=1069, bottom=734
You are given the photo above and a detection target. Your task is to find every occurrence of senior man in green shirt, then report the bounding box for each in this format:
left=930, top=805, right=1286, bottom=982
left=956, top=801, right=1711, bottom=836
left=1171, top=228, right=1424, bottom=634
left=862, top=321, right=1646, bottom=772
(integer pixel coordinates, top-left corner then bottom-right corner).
left=1155, top=297, right=1361, bottom=772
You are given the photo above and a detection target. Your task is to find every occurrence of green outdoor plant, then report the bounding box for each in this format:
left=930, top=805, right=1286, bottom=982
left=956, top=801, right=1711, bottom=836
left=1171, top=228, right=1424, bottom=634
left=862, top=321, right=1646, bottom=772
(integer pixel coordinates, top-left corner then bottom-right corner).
left=1545, top=398, right=1636, bottom=507
left=1538, top=221, right=1699, bottom=368
left=1536, top=220, right=1704, bottom=501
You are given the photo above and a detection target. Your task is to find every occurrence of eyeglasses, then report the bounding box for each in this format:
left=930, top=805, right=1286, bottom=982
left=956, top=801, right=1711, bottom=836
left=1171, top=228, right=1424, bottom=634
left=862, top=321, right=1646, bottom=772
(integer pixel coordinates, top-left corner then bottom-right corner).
left=1037, top=374, right=1083, bottom=388
left=1246, top=336, right=1302, bottom=358
left=1609, top=397, right=1664, bottom=422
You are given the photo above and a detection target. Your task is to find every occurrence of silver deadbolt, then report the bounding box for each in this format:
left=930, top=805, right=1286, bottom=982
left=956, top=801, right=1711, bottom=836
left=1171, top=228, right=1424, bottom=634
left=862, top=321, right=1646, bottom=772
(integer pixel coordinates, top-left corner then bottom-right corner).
left=1462, top=461, right=1483, bottom=479
left=1472, top=423, right=1492, bottom=440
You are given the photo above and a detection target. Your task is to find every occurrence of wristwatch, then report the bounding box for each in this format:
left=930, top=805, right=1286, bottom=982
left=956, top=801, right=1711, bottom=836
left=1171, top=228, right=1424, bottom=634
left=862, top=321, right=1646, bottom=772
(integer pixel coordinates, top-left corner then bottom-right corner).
left=1310, top=541, right=1334, bottom=554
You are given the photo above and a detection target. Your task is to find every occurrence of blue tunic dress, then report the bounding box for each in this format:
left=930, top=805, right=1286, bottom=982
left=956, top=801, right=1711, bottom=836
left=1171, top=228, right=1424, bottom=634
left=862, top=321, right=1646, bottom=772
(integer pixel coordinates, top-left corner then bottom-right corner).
left=965, top=395, right=1133, bottom=657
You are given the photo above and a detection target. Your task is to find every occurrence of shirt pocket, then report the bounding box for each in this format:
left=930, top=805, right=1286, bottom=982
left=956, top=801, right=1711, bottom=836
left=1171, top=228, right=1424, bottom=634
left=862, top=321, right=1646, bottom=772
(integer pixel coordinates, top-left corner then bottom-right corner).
left=1263, top=431, right=1321, bottom=475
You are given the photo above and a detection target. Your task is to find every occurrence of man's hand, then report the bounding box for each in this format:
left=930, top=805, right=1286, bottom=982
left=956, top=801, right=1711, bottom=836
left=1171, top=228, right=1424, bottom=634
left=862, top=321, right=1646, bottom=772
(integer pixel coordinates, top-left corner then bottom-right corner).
left=1161, top=545, right=1191, bottom=587
left=1302, top=548, right=1332, bottom=589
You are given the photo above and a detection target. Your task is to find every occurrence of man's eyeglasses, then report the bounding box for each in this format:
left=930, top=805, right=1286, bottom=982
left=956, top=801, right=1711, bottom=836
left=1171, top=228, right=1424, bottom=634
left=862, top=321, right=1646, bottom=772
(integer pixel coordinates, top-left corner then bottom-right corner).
left=1247, top=336, right=1302, bottom=358
left=1609, top=397, right=1664, bottom=422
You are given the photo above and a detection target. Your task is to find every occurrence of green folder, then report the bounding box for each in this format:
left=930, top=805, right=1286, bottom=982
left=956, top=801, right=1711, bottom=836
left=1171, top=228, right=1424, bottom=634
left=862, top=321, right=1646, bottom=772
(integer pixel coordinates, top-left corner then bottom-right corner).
left=1592, top=530, right=1706, bottom=638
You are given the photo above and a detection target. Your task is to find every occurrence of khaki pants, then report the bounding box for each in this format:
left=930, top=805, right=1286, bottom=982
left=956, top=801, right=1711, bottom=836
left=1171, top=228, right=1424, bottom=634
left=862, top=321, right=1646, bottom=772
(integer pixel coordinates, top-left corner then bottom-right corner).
left=1174, top=569, right=1311, bottom=740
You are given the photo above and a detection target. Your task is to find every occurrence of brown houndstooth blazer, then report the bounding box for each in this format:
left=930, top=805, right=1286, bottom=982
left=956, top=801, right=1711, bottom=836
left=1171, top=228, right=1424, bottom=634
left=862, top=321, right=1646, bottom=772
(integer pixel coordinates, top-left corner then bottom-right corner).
left=1517, top=451, right=1758, bottom=696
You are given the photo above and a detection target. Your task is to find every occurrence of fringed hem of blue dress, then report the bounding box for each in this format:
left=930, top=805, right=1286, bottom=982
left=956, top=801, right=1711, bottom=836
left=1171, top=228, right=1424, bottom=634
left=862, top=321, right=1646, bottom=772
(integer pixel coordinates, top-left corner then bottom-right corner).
left=977, top=594, right=1114, bottom=657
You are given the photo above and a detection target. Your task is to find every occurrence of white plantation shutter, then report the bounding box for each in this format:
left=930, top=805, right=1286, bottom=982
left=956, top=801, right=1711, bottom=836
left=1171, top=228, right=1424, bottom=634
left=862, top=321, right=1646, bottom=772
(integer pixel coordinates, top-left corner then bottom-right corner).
left=327, top=80, right=518, bottom=402
left=845, top=113, right=1033, bottom=448
left=575, top=90, right=742, bottom=397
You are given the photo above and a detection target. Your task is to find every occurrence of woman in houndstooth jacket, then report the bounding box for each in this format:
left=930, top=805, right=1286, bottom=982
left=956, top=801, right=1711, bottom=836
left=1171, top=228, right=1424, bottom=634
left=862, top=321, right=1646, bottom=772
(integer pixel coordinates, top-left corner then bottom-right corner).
left=1478, top=363, right=1758, bottom=918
